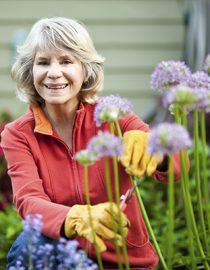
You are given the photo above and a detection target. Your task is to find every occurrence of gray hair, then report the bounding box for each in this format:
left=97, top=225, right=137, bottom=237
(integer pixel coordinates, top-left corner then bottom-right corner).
left=11, top=17, right=105, bottom=105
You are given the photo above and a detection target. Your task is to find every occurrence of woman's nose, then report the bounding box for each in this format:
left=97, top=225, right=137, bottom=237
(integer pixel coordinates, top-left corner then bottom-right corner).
left=47, top=64, right=62, bottom=79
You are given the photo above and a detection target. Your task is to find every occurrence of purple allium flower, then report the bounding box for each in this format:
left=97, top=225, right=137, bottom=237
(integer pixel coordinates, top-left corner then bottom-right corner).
left=94, top=95, right=133, bottom=127
left=74, top=149, right=97, bottom=165
left=148, top=123, right=192, bottom=155
left=189, top=71, right=210, bottom=90
left=151, top=61, right=191, bottom=92
left=87, top=131, right=123, bottom=159
left=203, top=54, right=210, bottom=74
left=162, top=84, right=199, bottom=109
left=192, top=87, right=210, bottom=112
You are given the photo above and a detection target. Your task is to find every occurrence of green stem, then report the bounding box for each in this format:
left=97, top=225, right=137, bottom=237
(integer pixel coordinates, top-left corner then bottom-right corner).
left=110, top=123, right=130, bottom=269
left=132, top=176, right=168, bottom=270
left=180, top=151, right=210, bottom=269
left=200, top=111, right=210, bottom=237
left=179, top=154, right=197, bottom=269
left=193, top=110, right=208, bottom=252
left=114, top=120, right=167, bottom=269
left=179, top=108, right=196, bottom=269
left=84, top=165, right=104, bottom=270
left=167, top=156, right=174, bottom=269
left=104, top=158, right=124, bottom=270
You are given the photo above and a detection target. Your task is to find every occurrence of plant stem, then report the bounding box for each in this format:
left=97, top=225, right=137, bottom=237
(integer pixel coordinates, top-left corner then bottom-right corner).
left=132, top=176, right=168, bottom=270
left=180, top=151, right=210, bottom=269
left=167, top=156, right=174, bottom=269
left=83, top=165, right=104, bottom=270
left=193, top=110, right=208, bottom=252
left=178, top=108, right=196, bottom=269
left=110, top=123, right=130, bottom=269
left=200, top=111, right=210, bottom=237
left=104, top=158, right=124, bottom=270
left=179, top=155, right=197, bottom=269
left=115, top=120, right=168, bottom=270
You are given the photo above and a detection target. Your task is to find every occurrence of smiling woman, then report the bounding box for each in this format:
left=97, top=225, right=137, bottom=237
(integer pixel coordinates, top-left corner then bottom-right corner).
left=1, top=17, right=182, bottom=270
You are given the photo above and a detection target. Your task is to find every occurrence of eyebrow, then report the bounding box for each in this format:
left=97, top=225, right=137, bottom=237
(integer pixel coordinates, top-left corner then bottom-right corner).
left=35, top=54, right=74, bottom=60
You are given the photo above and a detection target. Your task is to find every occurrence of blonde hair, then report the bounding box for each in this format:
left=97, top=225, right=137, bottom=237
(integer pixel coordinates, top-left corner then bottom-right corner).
left=11, top=17, right=105, bottom=105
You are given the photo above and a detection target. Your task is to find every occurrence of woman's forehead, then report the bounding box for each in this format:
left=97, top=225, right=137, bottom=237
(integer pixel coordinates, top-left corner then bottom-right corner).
left=34, top=47, right=76, bottom=58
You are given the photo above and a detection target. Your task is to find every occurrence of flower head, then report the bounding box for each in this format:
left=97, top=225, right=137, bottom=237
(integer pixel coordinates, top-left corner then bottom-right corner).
left=11, top=215, right=98, bottom=270
left=57, top=238, right=98, bottom=270
left=148, top=122, right=192, bottom=155
left=87, top=131, right=123, bottom=159
left=189, top=71, right=210, bottom=90
left=192, top=87, right=210, bottom=112
left=203, top=54, right=210, bottom=74
left=74, top=149, right=97, bottom=165
left=151, top=61, right=191, bottom=92
left=162, top=84, right=199, bottom=109
left=94, top=95, right=133, bottom=127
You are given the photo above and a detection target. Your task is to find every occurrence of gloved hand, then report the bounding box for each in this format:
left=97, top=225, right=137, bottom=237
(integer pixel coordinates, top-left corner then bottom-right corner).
left=120, top=130, right=163, bottom=178
left=64, top=202, right=130, bottom=252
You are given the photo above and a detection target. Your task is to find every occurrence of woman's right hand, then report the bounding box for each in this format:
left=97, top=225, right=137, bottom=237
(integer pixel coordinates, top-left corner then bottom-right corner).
left=64, top=202, right=130, bottom=252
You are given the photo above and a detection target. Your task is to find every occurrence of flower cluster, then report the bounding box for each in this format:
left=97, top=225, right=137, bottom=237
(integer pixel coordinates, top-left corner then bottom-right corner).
left=189, top=71, right=210, bottom=90
left=9, top=214, right=98, bottom=270
left=150, top=60, right=191, bottom=92
left=87, top=131, right=123, bottom=159
left=148, top=123, right=192, bottom=155
left=162, top=85, right=199, bottom=109
left=94, top=95, right=133, bottom=127
left=74, top=149, right=97, bottom=166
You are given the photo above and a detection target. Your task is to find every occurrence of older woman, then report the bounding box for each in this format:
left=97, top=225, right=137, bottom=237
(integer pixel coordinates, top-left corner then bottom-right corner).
left=1, top=17, right=181, bottom=269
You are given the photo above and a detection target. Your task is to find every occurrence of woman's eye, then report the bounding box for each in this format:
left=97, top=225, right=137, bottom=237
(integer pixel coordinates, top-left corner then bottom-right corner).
left=62, top=60, right=72, bottom=64
left=37, top=61, right=49, bottom=65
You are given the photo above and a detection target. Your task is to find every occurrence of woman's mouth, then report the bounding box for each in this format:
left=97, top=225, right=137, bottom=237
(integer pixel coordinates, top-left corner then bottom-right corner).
left=44, top=84, right=68, bottom=89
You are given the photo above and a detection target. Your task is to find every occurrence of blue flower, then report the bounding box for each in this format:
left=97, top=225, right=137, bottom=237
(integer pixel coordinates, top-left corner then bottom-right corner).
left=9, top=215, right=98, bottom=270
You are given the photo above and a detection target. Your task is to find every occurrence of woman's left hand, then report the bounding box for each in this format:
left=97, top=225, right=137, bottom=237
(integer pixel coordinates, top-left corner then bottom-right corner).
left=120, top=130, right=163, bottom=178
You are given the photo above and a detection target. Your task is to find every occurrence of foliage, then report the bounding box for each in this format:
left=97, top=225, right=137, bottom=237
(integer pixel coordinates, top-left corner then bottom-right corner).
left=0, top=206, right=22, bottom=270
left=140, top=143, right=210, bottom=269
left=0, top=110, right=13, bottom=210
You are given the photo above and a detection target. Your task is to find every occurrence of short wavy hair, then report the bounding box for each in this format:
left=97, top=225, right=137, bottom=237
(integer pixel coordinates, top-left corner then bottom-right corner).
left=11, top=17, right=105, bottom=105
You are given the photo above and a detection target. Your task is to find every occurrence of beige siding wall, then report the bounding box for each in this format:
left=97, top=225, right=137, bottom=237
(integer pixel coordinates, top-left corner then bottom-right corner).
left=0, top=0, right=185, bottom=118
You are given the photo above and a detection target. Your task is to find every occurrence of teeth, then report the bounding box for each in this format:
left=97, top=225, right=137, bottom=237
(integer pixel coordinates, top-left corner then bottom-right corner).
left=45, top=84, right=67, bottom=89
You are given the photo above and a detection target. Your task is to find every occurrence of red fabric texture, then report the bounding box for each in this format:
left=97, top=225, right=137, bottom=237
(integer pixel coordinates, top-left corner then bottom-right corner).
left=1, top=102, right=182, bottom=269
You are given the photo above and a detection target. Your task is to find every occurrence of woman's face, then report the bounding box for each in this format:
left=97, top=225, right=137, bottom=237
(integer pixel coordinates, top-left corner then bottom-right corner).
left=33, top=49, right=84, bottom=106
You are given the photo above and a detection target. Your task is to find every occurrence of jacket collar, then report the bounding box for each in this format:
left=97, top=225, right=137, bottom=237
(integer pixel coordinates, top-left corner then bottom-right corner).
left=32, top=105, right=53, bottom=135
left=32, top=102, right=85, bottom=135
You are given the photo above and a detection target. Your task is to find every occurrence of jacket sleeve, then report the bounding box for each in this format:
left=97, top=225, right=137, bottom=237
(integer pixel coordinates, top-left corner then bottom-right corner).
left=1, top=123, right=69, bottom=239
left=118, top=113, right=186, bottom=181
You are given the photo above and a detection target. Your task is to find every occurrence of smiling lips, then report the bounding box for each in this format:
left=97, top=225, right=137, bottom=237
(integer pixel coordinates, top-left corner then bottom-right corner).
left=44, top=84, right=68, bottom=89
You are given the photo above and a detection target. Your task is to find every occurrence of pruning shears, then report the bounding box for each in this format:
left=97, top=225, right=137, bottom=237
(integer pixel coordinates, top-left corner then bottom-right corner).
left=120, top=186, right=135, bottom=211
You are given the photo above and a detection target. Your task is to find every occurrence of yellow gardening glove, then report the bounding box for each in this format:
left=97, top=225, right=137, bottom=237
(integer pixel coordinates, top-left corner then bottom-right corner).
left=121, top=130, right=163, bottom=178
left=64, top=202, right=130, bottom=253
